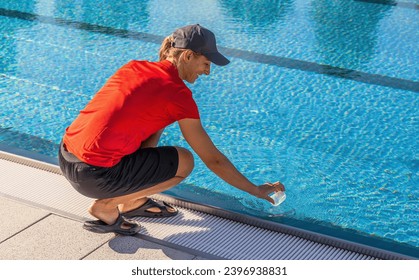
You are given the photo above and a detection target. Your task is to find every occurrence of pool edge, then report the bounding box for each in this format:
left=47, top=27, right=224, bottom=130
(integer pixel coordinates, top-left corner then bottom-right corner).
left=0, top=143, right=416, bottom=260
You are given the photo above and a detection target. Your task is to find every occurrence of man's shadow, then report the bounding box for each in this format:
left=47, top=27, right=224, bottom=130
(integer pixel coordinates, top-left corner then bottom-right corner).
left=107, top=210, right=228, bottom=259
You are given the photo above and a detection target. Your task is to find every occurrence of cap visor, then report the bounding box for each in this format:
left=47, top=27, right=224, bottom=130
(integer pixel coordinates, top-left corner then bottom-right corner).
left=205, top=52, right=230, bottom=66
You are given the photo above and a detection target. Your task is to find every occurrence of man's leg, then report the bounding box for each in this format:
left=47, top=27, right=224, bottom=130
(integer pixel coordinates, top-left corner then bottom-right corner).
left=88, top=147, right=194, bottom=225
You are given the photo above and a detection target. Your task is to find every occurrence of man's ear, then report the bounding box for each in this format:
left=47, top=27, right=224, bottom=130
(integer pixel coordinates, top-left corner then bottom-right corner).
left=184, top=50, right=194, bottom=61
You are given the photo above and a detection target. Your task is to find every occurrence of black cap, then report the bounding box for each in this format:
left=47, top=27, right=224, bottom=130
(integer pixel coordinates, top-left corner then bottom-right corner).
left=172, top=24, right=230, bottom=66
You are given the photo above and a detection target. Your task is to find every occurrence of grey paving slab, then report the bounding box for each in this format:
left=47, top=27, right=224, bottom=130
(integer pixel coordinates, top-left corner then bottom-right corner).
left=85, top=235, right=197, bottom=260
left=0, top=196, right=49, bottom=242
left=0, top=214, right=113, bottom=260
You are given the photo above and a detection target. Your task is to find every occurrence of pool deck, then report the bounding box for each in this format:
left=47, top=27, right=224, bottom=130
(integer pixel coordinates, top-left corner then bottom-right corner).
left=0, top=195, right=201, bottom=260
left=0, top=147, right=205, bottom=260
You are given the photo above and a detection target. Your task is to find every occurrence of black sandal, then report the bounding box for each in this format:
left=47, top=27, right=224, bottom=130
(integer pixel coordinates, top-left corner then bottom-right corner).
left=83, top=213, right=141, bottom=235
left=122, top=198, right=178, bottom=218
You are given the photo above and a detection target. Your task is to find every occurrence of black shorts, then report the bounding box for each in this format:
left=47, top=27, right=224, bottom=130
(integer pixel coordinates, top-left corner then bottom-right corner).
left=58, top=142, right=179, bottom=199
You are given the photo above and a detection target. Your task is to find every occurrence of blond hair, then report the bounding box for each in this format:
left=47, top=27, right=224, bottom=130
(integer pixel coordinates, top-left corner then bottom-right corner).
left=159, top=35, right=201, bottom=62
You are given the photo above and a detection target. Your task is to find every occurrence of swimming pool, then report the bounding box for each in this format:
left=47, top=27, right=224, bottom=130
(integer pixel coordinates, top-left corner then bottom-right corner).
left=0, top=0, right=418, bottom=257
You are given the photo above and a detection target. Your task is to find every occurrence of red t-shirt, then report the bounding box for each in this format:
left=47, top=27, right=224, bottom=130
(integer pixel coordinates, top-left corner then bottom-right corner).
left=63, top=60, right=200, bottom=167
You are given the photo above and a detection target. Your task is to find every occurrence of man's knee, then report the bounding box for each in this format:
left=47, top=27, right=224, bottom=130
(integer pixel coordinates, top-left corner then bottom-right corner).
left=175, top=147, right=194, bottom=178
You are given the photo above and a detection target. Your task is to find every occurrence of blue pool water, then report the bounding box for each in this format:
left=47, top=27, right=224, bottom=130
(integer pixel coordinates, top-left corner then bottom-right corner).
left=0, top=0, right=418, bottom=257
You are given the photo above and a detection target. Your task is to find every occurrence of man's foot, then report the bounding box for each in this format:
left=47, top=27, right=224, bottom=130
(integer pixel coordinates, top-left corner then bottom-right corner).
left=121, top=198, right=178, bottom=218
left=83, top=213, right=141, bottom=235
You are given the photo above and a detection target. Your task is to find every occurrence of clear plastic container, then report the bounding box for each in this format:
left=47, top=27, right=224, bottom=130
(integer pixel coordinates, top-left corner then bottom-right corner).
left=270, top=191, right=286, bottom=206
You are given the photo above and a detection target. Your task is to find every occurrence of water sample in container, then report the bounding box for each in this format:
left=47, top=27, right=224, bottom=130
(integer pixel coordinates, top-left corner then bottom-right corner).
left=270, top=191, right=286, bottom=206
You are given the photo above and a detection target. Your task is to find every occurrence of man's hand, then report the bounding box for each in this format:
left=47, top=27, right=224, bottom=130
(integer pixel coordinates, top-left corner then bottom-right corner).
left=255, top=181, right=285, bottom=204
